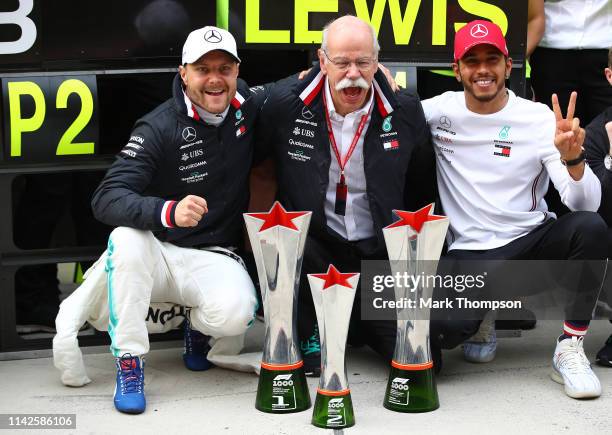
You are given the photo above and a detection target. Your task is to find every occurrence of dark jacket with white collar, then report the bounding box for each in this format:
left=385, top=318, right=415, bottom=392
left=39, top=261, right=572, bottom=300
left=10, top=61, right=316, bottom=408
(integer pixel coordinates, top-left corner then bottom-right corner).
left=92, top=73, right=267, bottom=248
left=585, top=106, right=612, bottom=226
left=256, top=65, right=436, bottom=249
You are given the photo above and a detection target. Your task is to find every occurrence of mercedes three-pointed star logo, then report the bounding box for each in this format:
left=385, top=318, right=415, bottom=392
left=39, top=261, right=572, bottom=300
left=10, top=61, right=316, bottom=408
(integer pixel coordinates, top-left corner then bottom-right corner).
left=301, top=106, right=314, bottom=120
left=204, top=29, right=222, bottom=43
left=470, top=23, right=489, bottom=38
left=439, top=116, right=452, bottom=129
left=182, top=126, right=197, bottom=142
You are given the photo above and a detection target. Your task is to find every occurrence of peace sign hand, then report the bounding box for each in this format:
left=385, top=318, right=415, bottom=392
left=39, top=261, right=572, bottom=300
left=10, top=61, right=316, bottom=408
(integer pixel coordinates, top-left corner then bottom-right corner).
left=552, top=92, right=585, bottom=160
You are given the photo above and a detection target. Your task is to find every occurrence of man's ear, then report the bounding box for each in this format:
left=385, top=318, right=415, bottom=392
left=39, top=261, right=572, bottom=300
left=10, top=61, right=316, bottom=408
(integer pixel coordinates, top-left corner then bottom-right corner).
left=505, top=56, right=513, bottom=80
left=318, top=49, right=327, bottom=75
left=605, top=67, right=612, bottom=85
left=452, top=62, right=461, bottom=82
left=179, top=65, right=188, bottom=85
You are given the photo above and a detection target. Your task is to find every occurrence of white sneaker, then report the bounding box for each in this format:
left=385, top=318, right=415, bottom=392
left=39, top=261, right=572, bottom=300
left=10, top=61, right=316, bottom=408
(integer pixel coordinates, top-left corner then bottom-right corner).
left=463, top=310, right=497, bottom=363
left=551, top=336, right=602, bottom=399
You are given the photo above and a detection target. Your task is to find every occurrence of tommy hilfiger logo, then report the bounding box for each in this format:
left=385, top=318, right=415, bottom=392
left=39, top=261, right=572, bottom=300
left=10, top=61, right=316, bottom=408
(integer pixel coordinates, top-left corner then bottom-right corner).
left=494, top=144, right=511, bottom=157
left=384, top=139, right=399, bottom=150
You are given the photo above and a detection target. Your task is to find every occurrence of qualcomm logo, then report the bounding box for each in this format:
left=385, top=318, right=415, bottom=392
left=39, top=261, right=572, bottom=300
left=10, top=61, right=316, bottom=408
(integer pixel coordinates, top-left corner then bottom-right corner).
left=182, top=126, right=197, bottom=142
left=470, top=23, right=489, bottom=38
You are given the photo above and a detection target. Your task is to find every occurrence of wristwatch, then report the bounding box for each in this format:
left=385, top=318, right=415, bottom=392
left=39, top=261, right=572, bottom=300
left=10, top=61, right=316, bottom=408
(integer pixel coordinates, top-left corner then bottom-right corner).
left=560, top=149, right=586, bottom=167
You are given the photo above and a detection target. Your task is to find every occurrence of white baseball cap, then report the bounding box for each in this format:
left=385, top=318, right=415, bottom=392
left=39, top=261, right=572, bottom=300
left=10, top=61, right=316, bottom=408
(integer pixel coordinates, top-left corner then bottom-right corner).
left=181, top=26, right=241, bottom=65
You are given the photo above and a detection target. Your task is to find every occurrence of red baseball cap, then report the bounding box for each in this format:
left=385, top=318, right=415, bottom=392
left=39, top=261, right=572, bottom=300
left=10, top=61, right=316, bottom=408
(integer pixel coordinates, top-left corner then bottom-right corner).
left=453, top=20, right=508, bottom=62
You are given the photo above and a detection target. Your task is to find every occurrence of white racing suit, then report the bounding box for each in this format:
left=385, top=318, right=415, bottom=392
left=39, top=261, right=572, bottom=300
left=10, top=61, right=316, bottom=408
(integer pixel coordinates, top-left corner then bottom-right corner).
left=53, top=227, right=261, bottom=387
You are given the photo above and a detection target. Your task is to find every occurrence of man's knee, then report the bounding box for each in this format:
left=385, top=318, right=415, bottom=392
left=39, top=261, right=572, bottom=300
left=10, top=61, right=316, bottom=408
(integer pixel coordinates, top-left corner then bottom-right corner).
left=565, top=211, right=608, bottom=258
left=193, top=290, right=257, bottom=337
left=107, top=227, right=155, bottom=266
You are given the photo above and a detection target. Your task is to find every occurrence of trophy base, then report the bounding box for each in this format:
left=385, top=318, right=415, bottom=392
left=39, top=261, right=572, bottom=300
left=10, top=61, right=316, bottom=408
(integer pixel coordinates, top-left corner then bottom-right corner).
left=311, top=389, right=355, bottom=429
left=255, top=363, right=311, bottom=413
left=383, top=363, right=439, bottom=413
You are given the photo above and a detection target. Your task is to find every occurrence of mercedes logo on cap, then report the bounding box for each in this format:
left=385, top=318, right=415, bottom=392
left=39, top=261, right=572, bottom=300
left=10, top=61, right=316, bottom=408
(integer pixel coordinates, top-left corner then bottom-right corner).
left=470, top=23, right=488, bottom=38
left=204, top=29, right=222, bottom=43
left=182, top=126, right=197, bottom=142
left=439, top=116, right=452, bottom=129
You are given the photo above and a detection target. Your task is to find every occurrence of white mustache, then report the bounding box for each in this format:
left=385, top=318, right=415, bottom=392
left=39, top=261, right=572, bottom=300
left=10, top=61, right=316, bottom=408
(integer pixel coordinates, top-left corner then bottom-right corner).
left=335, top=77, right=369, bottom=91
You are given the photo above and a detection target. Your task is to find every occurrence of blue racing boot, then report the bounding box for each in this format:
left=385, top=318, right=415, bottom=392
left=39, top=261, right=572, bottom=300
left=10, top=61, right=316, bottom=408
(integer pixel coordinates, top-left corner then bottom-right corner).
left=183, top=316, right=214, bottom=371
left=114, top=353, right=146, bottom=414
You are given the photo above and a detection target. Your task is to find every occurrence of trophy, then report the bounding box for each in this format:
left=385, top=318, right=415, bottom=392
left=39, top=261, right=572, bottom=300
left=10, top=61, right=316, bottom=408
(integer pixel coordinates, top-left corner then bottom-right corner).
left=244, top=201, right=312, bottom=413
left=308, top=265, right=359, bottom=429
left=382, top=204, right=448, bottom=412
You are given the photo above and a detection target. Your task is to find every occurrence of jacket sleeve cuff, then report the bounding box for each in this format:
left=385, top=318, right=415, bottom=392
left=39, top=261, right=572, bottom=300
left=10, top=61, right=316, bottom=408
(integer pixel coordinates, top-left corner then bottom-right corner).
left=157, top=200, right=178, bottom=228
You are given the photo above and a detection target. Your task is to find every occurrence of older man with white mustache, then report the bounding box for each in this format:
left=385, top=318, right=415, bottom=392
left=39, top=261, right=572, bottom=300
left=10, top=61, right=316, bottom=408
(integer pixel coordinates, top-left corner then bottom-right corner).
left=256, top=15, right=439, bottom=375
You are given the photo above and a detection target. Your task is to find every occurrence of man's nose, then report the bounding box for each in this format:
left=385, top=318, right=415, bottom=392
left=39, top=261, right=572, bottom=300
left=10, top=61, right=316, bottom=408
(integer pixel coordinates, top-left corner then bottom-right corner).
left=346, top=62, right=361, bottom=80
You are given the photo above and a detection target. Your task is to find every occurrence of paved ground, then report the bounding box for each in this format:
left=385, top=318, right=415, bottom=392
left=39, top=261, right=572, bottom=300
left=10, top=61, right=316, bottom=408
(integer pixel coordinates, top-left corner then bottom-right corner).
left=0, top=319, right=611, bottom=434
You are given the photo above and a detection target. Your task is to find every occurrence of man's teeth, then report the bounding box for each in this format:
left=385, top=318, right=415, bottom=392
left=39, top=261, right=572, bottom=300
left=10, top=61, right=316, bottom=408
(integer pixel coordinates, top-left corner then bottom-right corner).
left=475, top=79, right=493, bottom=85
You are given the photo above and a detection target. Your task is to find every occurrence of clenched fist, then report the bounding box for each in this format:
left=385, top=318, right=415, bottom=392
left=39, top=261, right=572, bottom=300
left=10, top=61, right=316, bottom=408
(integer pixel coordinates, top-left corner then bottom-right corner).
left=175, top=195, right=208, bottom=227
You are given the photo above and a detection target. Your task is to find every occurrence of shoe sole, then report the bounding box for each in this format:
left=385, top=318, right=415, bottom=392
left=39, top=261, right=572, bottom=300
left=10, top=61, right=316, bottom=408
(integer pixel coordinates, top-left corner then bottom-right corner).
left=550, top=368, right=602, bottom=399
left=464, top=353, right=496, bottom=363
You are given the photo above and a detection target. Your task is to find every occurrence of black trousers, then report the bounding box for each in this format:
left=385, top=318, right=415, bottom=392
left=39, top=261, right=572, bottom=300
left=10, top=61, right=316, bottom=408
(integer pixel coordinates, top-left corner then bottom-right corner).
left=441, top=212, right=607, bottom=334
left=531, top=48, right=612, bottom=126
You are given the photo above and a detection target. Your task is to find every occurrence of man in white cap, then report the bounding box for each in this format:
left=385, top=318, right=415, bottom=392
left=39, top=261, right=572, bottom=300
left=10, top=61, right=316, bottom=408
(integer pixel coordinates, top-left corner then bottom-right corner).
left=90, top=26, right=265, bottom=414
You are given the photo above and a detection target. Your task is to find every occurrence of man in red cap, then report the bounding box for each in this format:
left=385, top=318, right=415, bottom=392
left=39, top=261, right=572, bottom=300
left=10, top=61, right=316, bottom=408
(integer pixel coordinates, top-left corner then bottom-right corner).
left=421, top=20, right=606, bottom=399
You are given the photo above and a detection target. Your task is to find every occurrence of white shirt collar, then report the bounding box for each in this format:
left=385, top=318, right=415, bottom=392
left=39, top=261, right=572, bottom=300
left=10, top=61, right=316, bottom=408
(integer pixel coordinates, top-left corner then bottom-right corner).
left=182, top=88, right=229, bottom=126
left=324, top=77, right=374, bottom=121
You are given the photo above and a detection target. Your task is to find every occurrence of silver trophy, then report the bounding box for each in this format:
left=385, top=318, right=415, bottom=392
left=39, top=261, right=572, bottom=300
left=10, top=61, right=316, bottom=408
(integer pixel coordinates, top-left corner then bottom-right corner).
left=382, top=204, right=448, bottom=412
left=308, top=265, right=359, bottom=429
left=244, top=201, right=312, bottom=413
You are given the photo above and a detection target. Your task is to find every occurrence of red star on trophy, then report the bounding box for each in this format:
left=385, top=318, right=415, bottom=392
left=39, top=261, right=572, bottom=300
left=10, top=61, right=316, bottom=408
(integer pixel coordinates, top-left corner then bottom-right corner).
left=310, top=264, right=359, bottom=290
left=246, top=201, right=310, bottom=232
left=386, top=203, right=446, bottom=233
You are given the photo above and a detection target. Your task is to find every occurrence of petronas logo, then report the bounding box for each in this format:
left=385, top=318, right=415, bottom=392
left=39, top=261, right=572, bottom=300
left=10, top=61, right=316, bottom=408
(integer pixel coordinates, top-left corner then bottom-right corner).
left=499, top=126, right=511, bottom=140
left=382, top=116, right=392, bottom=132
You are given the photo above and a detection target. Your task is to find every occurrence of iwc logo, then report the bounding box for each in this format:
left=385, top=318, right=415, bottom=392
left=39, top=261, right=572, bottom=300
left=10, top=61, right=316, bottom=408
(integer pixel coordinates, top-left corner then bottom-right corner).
left=182, top=127, right=197, bottom=142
